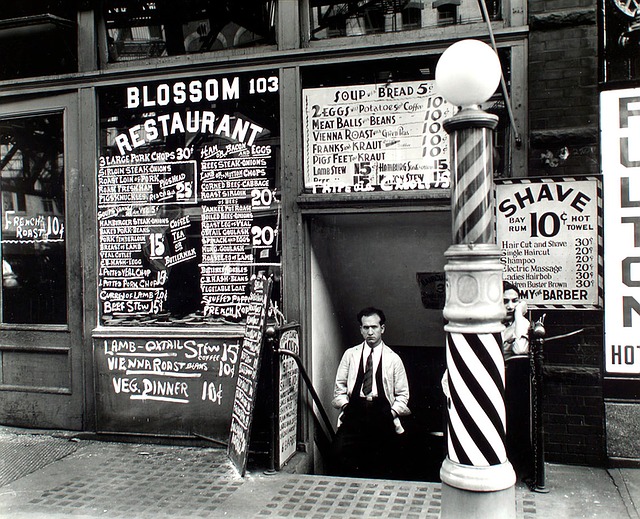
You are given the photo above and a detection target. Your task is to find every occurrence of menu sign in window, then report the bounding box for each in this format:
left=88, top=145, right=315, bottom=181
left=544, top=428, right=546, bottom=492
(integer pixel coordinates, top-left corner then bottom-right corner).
left=97, top=72, right=280, bottom=326
left=94, top=333, right=240, bottom=438
left=496, top=177, right=602, bottom=309
left=302, top=80, right=454, bottom=193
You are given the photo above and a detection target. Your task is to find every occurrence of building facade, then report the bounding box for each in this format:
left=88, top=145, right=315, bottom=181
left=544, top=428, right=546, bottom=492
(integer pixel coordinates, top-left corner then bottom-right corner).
left=0, top=0, right=635, bottom=475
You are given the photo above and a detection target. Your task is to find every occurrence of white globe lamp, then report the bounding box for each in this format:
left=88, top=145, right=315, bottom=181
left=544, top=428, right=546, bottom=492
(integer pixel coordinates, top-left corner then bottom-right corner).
left=435, top=39, right=502, bottom=109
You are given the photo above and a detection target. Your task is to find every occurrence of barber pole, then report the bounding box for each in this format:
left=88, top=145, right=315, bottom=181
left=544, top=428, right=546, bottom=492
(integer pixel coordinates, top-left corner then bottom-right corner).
left=440, top=107, right=516, bottom=518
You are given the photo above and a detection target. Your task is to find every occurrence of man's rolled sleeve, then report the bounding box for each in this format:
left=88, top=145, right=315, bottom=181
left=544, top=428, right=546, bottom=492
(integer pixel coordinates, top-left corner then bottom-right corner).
left=390, top=357, right=410, bottom=417
left=331, top=351, right=351, bottom=410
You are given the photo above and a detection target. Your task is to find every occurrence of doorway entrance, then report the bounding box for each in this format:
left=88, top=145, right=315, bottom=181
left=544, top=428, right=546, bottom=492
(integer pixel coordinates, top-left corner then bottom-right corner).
left=308, top=210, right=449, bottom=480
left=0, top=94, right=84, bottom=430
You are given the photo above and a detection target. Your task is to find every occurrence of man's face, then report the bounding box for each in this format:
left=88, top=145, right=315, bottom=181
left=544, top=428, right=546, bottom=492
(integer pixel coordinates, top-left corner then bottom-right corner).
left=503, top=289, right=520, bottom=319
left=360, top=314, right=385, bottom=347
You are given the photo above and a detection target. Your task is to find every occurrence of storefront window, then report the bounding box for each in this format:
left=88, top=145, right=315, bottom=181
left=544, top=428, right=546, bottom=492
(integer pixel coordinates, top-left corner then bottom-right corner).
left=0, top=2, right=77, bottom=80
left=103, top=1, right=276, bottom=63
left=97, top=72, right=280, bottom=326
left=0, top=113, right=67, bottom=324
left=309, top=0, right=501, bottom=39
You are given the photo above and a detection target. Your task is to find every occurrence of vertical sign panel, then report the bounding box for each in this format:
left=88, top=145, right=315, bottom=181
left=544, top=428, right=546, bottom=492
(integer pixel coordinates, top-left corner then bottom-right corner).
left=228, top=273, right=272, bottom=475
left=601, top=89, right=640, bottom=375
left=496, top=177, right=602, bottom=309
left=277, top=324, right=300, bottom=468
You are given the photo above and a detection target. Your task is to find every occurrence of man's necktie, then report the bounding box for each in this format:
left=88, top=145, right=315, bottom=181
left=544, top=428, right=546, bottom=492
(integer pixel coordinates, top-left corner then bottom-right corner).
left=363, top=349, right=373, bottom=396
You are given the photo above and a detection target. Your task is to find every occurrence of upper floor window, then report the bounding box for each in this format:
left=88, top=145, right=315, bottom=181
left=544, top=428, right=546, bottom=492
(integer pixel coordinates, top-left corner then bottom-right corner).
left=0, top=1, right=77, bottom=80
left=104, top=1, right=276, bottom=63
left=309, top=0, right=502, bottom=40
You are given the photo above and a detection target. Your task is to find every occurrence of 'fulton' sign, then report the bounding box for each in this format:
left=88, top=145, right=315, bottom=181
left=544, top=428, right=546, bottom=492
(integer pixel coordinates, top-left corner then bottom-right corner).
left=601, top=88, right=640, bottom=375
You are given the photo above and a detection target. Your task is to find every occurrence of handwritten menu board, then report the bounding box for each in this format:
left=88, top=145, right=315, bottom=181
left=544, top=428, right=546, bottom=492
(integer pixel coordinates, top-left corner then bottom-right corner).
left=93, top=332, right=240, bottom=438
left=228, top=273, right=272, bottom=476
left=277, top=324, right=300, bottom=468
left=496, top=177, right=603, bottom=309
left=97, top=72, right=280, bottom=327
left=302, top=80, right=454, bottom=193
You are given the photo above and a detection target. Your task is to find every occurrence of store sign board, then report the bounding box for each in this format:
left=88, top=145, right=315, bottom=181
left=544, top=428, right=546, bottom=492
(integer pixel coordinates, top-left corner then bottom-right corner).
left=496, top=177, right=602, bottom=309
left=601, top=88, right=640, bottom=375
left=302, top=81, right=453, bottom=193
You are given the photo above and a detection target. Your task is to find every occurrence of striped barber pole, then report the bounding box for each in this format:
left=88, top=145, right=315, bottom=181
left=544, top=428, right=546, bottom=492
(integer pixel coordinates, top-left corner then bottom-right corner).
left=448, top=126, right=496, bottom=245
left=446, top=331, right=507, bottom=467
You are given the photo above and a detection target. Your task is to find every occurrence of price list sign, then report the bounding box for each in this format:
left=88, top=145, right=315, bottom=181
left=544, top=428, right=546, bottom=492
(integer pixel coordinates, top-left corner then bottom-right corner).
left=97, top=72, right=280, bottom=326
left=496, top=177, right=603, bottom=309
left=302, top=80, right=454, bottom=193
left=228, top=273, right=272, bottom=476
left=94, top=334, right=240, bottom=438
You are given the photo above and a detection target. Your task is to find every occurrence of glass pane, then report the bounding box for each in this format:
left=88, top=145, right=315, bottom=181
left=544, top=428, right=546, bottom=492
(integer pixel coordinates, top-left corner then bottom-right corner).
left=104, top=1, right=276, bottom=63
left=0, top=113, right=67, bottom=324
left=309, top=0, right=502, bottom=39
left=0, top=2, right=77, bottom=80
left=97, top=71, right=281, bottom=326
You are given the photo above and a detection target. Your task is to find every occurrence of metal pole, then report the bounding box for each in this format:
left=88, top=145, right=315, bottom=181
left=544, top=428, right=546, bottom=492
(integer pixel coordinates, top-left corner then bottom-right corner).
left=264, top=325, right=278, bottom=475
left=530, top=319, right=548, bottom=492
left=440, top=106, right=516, bottom=519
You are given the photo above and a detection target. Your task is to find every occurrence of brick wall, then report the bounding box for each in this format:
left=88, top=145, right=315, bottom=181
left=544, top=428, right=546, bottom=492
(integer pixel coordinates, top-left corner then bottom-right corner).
left=526, top=0, right=605, bottom=466
left=527, top=4, right=599, bottom=179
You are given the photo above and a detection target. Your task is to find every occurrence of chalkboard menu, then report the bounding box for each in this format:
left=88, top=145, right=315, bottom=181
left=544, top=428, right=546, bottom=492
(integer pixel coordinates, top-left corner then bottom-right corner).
left=228, top=273, right=272, bottom=476
left=93, top=331, right=241, bottom=439
left=97, top=72, right=280, bottom=327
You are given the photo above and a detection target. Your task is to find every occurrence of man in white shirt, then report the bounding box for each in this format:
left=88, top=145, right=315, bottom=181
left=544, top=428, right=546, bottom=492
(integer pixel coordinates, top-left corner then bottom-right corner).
left=330, top=307, right=410, bottom=478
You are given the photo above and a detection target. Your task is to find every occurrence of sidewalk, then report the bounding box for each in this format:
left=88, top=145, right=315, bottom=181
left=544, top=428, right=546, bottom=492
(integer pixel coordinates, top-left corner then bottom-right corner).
left=0, top=427, right=638, bottom=518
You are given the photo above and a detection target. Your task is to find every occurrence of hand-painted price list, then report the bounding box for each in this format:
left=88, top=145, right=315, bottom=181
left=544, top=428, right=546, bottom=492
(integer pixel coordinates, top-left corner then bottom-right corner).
left=496, top=178, right=602, bottom=309
left=303, top=80, right=453, bottom=193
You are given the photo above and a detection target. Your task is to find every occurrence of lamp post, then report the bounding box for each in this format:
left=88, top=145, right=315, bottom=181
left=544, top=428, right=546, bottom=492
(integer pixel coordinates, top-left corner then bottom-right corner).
left=435, top=40, right=516, bottom=518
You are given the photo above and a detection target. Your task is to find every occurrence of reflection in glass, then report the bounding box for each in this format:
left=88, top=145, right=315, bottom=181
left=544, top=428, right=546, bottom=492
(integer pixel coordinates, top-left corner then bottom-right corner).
left=309, top=0, right=502, bottom=39
left=104, top=1, right=277, bottom=62
left=0, top=114, right=67, bottom=324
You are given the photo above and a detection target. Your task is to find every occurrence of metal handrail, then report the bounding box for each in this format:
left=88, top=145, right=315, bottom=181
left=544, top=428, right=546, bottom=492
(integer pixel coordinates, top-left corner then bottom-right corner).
left=274, top=348, right=336, bottom=441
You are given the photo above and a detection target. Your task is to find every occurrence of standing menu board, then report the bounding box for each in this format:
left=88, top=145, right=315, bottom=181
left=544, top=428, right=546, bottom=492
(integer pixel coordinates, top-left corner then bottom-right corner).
left=97, top=72, right=280, bottom=327
left=277, top=324, right=300, bottom=469
left=302, top=80, right=454, bottom=193
left=496, top=177, right=603, bottom=309
left=228, top=273, right=272, bottom=476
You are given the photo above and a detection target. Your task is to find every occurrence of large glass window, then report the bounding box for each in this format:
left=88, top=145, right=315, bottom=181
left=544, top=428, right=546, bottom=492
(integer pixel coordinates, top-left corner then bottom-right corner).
left=309, top=0, right=502, bottom=40
left=103, top=1, right=277, bottom=63
left=97, top=72, right=280, bottom=326
left=0, top=113, right=67, bottom=324
left=0, top=1, right=77, bottom=80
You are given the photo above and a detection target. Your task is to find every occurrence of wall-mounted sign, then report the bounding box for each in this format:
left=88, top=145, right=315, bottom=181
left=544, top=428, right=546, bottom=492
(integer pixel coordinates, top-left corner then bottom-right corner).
left=601, top=88, right=640, bottom=375
left=302, top=80, right=453, bottom=193
left=496, top=177, right=602, bottom=309
left=97, top=72, right=280, bottom=326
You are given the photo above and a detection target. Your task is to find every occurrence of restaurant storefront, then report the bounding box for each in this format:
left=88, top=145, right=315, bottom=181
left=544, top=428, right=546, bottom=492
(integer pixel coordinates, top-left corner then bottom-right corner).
left=3, top=0, right=602, bottom=478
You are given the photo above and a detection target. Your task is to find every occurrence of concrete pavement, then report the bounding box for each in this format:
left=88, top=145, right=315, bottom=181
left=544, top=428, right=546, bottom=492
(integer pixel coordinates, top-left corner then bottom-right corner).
left=0, top=426, right=639, bottom=518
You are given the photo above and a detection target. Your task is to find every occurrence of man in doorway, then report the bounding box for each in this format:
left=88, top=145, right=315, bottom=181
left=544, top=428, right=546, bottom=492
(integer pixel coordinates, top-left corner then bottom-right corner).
left=330, top=307, right=410, bottom=478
